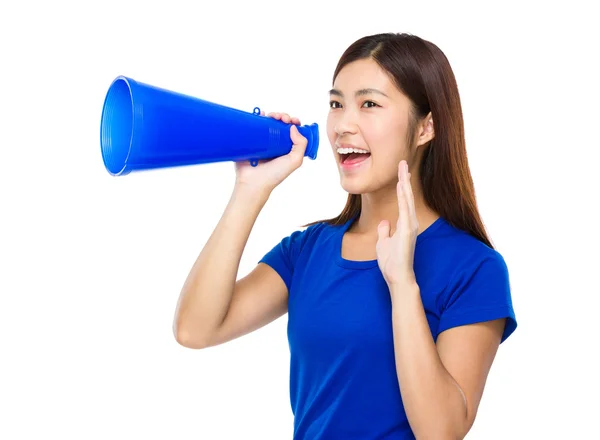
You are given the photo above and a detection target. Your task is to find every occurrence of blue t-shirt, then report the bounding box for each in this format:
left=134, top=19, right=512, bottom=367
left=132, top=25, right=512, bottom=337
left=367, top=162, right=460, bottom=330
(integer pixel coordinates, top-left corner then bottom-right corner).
left=259, top=215, right=517, bottom=439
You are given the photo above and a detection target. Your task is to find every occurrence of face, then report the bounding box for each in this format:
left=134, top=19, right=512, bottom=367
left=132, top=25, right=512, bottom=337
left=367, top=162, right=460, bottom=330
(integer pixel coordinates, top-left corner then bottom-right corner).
left=326, top=58, right=429, bottom=195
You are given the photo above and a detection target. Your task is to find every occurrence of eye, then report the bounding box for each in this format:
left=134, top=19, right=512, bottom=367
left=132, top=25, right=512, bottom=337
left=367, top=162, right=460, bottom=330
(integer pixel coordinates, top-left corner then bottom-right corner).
left=329, top=100, right=342, bottom=109
left=362, top=100, right=379, bottom=108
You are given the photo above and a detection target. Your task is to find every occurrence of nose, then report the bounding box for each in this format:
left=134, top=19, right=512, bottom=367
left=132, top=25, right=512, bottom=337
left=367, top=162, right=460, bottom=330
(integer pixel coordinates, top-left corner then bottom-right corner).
left=334, top=109, right=358, bottom=137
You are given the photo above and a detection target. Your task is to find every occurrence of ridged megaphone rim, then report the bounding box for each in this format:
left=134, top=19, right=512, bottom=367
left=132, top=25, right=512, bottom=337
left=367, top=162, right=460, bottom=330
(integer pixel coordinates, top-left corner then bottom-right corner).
left=100, top=76, right=135, bottom=176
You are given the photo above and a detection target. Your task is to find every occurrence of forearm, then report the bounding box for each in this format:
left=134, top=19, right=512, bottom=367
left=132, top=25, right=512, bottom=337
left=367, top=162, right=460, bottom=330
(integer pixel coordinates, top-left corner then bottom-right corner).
left=174, top=184, right=270, bottom=345
left=390, top=282, right=468, bottom=439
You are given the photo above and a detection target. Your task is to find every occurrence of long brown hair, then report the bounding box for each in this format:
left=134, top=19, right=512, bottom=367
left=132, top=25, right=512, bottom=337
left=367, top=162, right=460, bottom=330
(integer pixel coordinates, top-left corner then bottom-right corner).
left=305, top=32, right=494, bottom=249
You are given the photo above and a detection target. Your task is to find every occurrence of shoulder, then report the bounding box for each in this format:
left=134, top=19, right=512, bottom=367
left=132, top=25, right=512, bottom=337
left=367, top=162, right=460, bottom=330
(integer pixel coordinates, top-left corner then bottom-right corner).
left=420, top=217, right=513, bottom=307
left=268, top=220, right=336, bottom=255
left=429, top=219, right=517, bottom=342
left=428, top=217, right=508, bottom=275
left=286, top=219, right=342, bottom=241
left=258, top=220, right=339, bottom=286
left=283, top=220, right=339, bottom=251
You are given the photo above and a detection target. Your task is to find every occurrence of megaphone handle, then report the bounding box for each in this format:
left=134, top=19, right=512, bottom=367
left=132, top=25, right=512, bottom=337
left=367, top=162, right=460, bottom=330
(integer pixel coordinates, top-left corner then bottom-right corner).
left=249, top=106, right=262, bottom=167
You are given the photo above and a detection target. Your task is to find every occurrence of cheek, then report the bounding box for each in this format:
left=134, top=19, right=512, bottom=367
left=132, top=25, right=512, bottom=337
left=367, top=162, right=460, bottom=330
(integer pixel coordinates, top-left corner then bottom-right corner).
left=365, top=122, right=407, bottom=161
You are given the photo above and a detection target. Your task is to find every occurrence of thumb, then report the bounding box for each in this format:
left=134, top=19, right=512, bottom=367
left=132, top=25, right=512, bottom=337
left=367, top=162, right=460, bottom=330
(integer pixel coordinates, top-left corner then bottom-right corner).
left=289, top=124, right=308, bottom=158
left=377, top=220, right=390, bottom=241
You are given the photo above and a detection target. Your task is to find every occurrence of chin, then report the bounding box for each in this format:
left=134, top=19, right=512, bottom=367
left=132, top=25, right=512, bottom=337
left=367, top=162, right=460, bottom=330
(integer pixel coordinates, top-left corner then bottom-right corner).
left=339, top=172, right=396, bottom=196
left=339, top=176, right=371, bottom=195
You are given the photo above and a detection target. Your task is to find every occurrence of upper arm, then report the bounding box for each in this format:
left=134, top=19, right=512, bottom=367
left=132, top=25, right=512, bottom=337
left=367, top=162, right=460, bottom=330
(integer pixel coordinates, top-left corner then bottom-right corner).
left=207, top=226, right=313, bottom=348
left=436, top=318, right=506, bottom=432
left=206, top=263, right=288, bottom=347
left=433, top=250, right=517, bottom=432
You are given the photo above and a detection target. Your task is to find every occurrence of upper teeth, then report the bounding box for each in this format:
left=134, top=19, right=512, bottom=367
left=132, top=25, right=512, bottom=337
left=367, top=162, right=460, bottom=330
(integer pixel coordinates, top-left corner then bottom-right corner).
left=337, top=147, right=369, bottom=154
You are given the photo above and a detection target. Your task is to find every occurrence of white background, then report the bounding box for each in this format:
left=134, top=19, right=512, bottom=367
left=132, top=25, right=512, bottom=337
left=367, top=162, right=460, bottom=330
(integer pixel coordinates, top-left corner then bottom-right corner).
left=1, top=0, right=599, bottom=438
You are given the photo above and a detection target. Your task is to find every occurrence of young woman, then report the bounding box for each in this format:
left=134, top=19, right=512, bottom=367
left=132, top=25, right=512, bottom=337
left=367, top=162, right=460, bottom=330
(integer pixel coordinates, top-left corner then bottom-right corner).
left=174, top=32, right=517, bottom=439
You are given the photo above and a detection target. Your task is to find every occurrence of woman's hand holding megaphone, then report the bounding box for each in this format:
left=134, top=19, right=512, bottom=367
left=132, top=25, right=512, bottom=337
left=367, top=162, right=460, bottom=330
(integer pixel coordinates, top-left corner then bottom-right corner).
left=234, top=110, right=308, bottom=198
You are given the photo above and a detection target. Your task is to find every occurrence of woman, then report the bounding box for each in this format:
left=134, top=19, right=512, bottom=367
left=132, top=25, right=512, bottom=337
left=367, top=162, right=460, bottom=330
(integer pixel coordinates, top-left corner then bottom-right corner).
left=174, top=32, right=517, bottom=439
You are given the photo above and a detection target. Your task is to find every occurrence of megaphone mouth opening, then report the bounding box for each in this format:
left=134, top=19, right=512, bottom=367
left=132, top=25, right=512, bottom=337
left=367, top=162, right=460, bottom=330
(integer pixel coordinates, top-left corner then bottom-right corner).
left=101, top=77, right=134, bottom=175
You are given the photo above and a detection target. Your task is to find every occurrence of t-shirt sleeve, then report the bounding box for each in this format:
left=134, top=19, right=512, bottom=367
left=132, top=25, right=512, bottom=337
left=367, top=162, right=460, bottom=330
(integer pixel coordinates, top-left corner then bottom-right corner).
left=258, top=227, right=311, bottom=292
left=437, top=251, right=517, bottom=343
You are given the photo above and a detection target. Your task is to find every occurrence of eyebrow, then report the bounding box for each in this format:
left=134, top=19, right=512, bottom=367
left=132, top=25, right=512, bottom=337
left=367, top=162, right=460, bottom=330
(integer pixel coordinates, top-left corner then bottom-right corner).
left=329, top=88, right=389, bottom=98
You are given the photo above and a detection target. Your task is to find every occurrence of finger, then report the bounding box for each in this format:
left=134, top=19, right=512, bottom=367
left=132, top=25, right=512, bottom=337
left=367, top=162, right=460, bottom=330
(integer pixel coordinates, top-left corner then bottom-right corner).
left=377, top=220, right=390, bottom=241
left=404, top=166, right=417, bottom=225
left=291, top=116, right=301, bottom=125
left=281, top=113, right=291, bottom=123
left=397, top=162, right=409, bottom=231
left=268, top=112, right=281, bottom=120
left=289, top=125, right=308, bottom=163
left=260, top=110, right=265, bottom=116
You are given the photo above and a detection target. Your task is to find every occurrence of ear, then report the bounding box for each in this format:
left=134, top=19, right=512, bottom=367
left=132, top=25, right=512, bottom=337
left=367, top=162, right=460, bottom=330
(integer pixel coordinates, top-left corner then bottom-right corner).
left=416, top=112, right=435, bottom=147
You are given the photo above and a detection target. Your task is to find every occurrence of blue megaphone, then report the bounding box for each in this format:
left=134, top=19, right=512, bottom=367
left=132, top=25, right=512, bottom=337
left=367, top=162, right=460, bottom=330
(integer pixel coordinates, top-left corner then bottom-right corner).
left=100, top=76, right=319, bottom=176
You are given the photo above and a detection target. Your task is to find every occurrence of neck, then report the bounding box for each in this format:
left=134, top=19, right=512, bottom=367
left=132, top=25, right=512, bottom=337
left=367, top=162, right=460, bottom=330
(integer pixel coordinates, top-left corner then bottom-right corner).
left=352, top=178, right=438, bottom=237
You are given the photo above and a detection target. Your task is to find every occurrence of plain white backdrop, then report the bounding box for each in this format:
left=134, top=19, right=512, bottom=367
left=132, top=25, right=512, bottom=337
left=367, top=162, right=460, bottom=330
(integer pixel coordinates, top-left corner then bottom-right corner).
left=1, top=0, right=599, bottom=438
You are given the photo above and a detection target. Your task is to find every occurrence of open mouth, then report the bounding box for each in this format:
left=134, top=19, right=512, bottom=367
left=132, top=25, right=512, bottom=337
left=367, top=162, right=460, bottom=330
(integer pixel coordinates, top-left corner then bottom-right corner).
left=339, top=151, right=371, bottom=165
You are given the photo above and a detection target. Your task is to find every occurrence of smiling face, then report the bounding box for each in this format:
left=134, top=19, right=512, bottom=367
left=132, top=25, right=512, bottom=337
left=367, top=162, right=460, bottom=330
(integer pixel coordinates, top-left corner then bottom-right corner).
left=327, top=58, right=423, bottom=195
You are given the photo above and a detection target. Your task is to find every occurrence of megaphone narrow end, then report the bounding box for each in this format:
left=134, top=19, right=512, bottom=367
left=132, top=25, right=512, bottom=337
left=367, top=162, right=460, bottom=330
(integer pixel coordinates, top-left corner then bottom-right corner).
left=100, top=76, right=134, bottom=176
left=305, top=123, right=320, bottom=160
